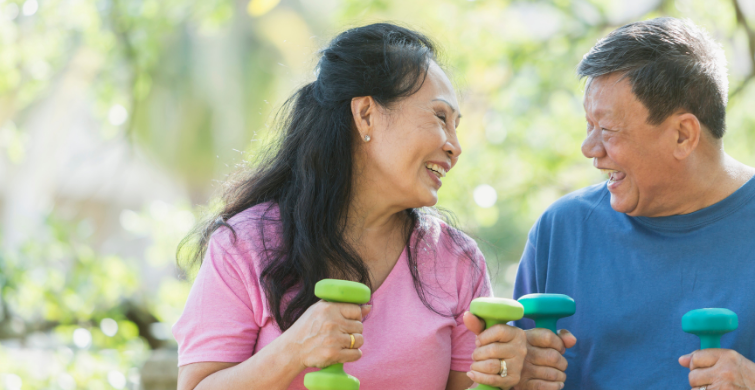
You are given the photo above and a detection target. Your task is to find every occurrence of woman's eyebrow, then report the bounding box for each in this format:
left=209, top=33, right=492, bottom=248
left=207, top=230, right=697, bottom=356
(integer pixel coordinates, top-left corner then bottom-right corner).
left=432, top=98, right=462, bottom=119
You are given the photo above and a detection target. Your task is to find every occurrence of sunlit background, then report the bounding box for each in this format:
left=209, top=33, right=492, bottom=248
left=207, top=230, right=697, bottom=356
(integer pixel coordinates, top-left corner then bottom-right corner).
left=2, top=0, right=755, bottom=388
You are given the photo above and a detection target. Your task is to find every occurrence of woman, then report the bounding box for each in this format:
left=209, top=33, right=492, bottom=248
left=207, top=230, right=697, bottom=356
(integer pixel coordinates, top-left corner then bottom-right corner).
left=173, top=23, right=526, bottom=390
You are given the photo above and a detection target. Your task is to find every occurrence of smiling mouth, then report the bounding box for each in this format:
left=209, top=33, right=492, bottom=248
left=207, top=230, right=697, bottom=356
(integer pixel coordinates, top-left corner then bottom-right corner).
left=599, top=169, right=626, bottom=184
left=425, top=162, right=447, bottom=178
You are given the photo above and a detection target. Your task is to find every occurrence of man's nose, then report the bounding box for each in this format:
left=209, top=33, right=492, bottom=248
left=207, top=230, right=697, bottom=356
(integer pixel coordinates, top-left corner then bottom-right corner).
left=581, top=127, right=605, bottom=159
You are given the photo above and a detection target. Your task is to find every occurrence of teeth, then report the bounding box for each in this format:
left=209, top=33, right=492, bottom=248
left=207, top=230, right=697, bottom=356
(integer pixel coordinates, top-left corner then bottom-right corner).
left=425, top=163, right=447, bottom=178
left=599, top=169, right=620, bottom=183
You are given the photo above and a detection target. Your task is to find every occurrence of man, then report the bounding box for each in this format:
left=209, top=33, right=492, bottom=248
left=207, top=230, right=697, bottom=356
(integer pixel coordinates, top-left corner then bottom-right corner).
left=512, top=17, right=755, bottom=389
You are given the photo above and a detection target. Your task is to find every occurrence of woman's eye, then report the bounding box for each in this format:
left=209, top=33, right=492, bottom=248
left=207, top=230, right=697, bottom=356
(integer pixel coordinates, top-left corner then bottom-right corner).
left=436, top=114, right=446, bottom=122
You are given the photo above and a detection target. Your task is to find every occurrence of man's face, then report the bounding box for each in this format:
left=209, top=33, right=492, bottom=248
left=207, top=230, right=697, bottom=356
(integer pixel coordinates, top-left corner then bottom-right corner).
left=581, top=73, right=681, bottom=217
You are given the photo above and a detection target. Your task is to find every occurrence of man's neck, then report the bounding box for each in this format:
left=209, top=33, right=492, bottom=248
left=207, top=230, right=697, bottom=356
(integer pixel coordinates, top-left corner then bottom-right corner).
left=667, top=150, right=755, bottom=216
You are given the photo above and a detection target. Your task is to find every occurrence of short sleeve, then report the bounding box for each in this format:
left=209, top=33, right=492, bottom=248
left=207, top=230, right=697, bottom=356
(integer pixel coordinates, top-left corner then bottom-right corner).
left=172, top=230, right=263, bottom=366
left=450, top=245, right=493, bottom=372
left=513, top=223, right=541, bottom=329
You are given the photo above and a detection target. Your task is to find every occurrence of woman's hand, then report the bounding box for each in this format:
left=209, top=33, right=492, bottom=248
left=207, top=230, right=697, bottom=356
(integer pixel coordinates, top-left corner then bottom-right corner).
left=463, top=311, right=528, bottom=389
left=284, top=300, right=371, bottom=369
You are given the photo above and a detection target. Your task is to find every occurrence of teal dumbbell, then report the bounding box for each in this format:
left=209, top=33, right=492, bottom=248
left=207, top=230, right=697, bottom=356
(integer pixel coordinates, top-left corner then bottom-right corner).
left=303, top=279, right=371, bottom=390
left=467, top=297, right=524, bottom=390
left=518, top=294, right=576, bottom=334
left=682, top=308, right=738, bottom=350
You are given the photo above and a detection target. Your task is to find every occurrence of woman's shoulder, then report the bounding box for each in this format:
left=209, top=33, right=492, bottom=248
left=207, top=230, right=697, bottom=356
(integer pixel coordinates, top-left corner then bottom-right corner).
left=416, top=211, right=491, bottom=306
left=419, top=211, right=482, bottom=259
left=210, top=202, right=282, bottom=256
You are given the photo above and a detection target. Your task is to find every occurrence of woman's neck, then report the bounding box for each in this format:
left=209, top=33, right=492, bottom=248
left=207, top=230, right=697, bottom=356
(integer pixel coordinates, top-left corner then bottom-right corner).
left=343, top=195, right=409, bottom=290
left=344, top=194, right=407, bottom=247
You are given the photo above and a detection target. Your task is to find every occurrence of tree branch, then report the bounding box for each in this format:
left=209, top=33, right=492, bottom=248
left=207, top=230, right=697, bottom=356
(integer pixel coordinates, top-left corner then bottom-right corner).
left=109, top=0, right=141, bottom=142
left=730, top=0, right=755, bottom=100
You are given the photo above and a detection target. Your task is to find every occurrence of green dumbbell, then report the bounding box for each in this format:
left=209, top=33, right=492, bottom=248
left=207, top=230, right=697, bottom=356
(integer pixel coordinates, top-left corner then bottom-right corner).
left=682, top=308, right=738, bottom=350
left=303, top=279, right=371, bottom=390
left=467, top=297, right=524, bottom=390
left=518, top=294, right=576, bottom=334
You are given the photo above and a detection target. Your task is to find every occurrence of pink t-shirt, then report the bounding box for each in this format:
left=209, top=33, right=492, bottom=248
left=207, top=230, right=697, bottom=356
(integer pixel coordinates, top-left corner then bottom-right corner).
left=173, top=203, right=492, bottom=389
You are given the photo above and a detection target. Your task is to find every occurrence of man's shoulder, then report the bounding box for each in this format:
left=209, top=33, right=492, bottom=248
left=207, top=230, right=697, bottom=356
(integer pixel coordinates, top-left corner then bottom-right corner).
left=540, top=182, right=611, bottom=224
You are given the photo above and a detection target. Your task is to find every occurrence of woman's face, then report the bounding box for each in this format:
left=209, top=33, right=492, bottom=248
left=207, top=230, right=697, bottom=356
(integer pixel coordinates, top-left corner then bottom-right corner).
left=353, top=61, right=462, bottom=210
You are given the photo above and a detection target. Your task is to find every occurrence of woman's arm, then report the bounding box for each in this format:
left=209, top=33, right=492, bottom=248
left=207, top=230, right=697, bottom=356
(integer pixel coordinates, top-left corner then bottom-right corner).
left=446, top=370, right=474, bottom=390
left=177, top=301, right=369, bottom=390
left=178, top=332, right=303, bottom=390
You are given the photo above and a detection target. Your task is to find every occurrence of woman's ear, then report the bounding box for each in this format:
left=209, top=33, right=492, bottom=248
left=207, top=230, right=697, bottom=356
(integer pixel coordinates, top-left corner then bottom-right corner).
left=351, top=96, right=376, bottom=139
left=673, top=112, right=701, bottom=160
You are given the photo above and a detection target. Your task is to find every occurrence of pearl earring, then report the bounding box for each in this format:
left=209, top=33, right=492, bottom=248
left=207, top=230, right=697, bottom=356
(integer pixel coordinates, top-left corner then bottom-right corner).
left=364, top=135, right=371, bottom=142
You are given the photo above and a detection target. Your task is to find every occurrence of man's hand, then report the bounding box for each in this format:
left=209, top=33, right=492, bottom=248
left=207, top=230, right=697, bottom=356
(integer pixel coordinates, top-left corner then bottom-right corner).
left=513, top=328, right=577, bottom=390
left=679, top=349, right=755, bottom=389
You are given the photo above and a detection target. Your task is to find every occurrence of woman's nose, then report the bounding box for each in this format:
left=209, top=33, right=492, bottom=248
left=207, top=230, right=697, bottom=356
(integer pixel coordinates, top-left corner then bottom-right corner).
left=444, top=134, right=462, bottom=159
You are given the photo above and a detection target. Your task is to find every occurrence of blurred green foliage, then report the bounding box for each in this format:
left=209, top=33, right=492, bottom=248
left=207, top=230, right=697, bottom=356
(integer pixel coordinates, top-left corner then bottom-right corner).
left=2, top=0, right=755, bottom=388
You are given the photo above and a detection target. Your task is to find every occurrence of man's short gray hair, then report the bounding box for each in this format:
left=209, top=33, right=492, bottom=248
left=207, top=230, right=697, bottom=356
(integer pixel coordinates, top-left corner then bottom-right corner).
left=577, top=17, right=728, bottom=138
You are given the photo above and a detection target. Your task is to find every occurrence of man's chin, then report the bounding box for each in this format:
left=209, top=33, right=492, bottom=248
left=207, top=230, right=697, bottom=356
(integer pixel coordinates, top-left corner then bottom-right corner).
left=609, top=194, right=639, bottom=215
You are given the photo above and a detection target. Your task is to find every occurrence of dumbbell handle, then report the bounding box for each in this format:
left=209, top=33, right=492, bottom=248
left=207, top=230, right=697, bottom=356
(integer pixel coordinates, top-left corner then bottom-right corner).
left=533, top=318, right=559, bottom=334
left=698, top=335, right=722, bottom=350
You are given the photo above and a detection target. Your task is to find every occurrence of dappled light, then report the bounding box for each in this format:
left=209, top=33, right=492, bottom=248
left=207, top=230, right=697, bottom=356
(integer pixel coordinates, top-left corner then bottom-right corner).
left=2, top=0, right=755, bottom=388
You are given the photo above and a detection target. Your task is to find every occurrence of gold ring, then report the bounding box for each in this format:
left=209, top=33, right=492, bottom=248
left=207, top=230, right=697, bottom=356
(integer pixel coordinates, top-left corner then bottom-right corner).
left=349, top=334, right=356, bottom=349
left=499, top=359, right=507, bottom=377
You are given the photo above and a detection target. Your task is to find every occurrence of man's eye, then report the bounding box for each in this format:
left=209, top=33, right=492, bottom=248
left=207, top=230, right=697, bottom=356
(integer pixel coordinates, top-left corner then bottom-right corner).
left=436, top=114, right=446, bottom=122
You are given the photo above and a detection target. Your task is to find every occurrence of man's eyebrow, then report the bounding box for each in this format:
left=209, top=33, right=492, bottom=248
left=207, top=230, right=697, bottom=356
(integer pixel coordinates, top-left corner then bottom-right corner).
left=432, top=98, right=462, bottom=119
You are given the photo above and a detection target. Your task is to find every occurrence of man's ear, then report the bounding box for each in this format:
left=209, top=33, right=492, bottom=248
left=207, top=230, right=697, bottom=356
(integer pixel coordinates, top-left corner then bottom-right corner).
left=351, top=96, right=376, bottom=139
left=673, top=112, right=701, bottom=160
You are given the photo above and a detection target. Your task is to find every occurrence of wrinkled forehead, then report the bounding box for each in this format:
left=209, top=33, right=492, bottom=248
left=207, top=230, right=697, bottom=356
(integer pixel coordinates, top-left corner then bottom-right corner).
left=583, top=73, right=631, bottom=118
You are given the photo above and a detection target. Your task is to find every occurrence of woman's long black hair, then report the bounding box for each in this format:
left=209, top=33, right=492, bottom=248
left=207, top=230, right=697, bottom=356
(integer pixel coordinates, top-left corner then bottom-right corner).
left=178, top=23, right=481, bottom=331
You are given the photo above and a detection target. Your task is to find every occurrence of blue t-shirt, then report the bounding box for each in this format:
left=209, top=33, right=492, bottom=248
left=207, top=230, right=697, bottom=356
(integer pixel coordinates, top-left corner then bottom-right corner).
left=513, top=177, right=755, bottom=389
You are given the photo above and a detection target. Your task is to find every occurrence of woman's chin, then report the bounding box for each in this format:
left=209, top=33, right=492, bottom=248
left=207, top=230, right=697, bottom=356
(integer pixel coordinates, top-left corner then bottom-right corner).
left=417, top=190, right=439, bottom=207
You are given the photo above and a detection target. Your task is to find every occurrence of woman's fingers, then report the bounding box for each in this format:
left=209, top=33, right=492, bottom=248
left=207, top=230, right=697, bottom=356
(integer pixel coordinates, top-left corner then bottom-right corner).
left=471, top=358, right=509, bottom=375
left=472, top=326, right=527, bottom=362
left=469, top=323, right=528, bottom=387
left=333, top=302, right=364, bottom=321
left=462, top=311, right=486, bottom=335
left=473, top=341, right=525, bottom=361
left=477, top=324, right=524, bottom=346
left=340, top=332, right=364, bottom=350
left=337, top=346, right=363, bottom=363
left=335, top=332, right=364, bottom=364
left=341, top=318, right=364, bottom=335
left=295, top=301, right=373, bottom=369
left=467, top=367, right=520, bottom=388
